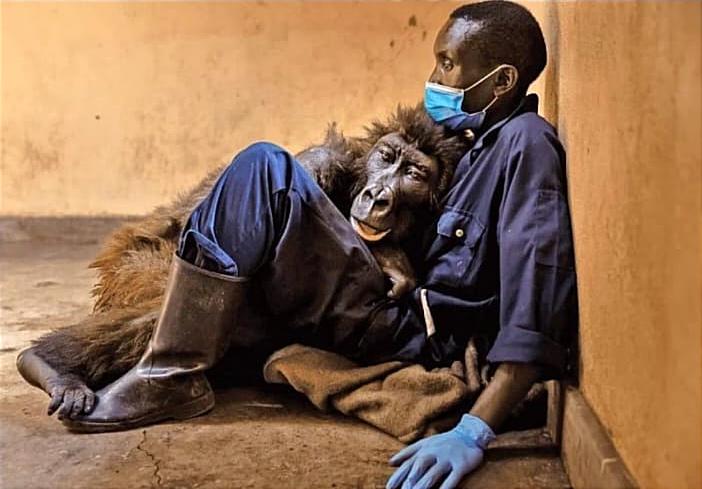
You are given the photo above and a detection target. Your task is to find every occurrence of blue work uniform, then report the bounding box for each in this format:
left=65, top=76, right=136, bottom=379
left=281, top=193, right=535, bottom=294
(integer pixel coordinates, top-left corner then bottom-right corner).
left=369, top=94, right=578, bottom=376
left=178, top=94, right=578, bottom=377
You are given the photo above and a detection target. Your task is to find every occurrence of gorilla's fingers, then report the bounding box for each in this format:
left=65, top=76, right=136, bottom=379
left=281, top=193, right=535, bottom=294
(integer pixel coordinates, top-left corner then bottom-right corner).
left=84, top=390, right=96, bottom=414
left=47, top=388, right=65, bottom=416
left=387, top=277, right=400, bottom=299
left=388, top=278, right=411, bottom=299
left=70, top=391, right=86, bottom=418
left=57, top=390, right=75, bottom=420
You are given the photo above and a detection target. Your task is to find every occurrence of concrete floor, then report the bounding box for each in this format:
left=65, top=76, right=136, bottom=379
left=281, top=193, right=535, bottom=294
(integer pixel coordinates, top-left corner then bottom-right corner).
left=0, top=219, right=571, bottom=489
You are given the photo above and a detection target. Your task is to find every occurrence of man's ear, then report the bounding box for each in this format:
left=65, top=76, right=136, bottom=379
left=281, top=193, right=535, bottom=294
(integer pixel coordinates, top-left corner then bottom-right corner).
left=494, top=65, right=519, bottom=96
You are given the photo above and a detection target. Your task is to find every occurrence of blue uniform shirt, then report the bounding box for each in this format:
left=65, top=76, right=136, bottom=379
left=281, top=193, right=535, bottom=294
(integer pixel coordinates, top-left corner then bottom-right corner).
left=381, top=94, right=578, bottom=376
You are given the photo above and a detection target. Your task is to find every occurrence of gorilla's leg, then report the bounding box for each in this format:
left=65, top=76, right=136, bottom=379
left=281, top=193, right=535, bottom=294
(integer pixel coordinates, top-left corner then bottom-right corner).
left=90, top=239, right=174, bottom=313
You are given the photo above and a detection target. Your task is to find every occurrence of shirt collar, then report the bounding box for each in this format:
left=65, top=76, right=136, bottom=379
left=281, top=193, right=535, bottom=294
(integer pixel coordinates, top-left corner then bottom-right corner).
left=469, top=93, right=540, bottom=152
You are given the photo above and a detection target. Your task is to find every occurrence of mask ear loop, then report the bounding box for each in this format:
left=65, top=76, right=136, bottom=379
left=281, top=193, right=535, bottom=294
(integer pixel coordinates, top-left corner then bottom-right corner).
left=461, top=64, right=510, bottom=93
left=466, top=64, right=518, bottom=113
left=481, top=94, right=500, bottom=112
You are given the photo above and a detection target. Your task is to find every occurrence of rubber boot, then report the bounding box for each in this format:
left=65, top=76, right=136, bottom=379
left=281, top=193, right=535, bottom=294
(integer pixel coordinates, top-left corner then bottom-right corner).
left=62, top=254, right=249, bottom=433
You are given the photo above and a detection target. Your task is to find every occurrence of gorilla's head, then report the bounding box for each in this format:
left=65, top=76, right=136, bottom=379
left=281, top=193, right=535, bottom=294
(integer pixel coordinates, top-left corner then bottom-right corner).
left=346, top=104, right=471, bottom=243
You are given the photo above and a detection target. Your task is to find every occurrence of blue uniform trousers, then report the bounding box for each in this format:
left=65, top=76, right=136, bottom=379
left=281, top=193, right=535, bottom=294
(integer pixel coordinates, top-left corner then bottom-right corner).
left=177, top=142, right=426, bottom=366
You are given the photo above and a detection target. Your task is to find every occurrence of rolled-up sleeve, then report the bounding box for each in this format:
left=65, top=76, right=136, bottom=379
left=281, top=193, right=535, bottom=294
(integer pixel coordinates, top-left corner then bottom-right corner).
left=486, top=127, right=578, bottom=376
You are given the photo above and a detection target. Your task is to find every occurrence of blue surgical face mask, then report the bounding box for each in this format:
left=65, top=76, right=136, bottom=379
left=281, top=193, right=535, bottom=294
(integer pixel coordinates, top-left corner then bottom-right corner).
left=424, top=64, right=509, bottom=131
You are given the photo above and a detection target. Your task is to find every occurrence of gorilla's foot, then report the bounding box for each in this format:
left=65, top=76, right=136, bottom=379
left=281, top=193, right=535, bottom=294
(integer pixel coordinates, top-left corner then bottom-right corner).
left=16, top=346, right=55, bottom=393
left=62, top=365, right=214, bottom=433
left=16, top=346, right=96, bottom=418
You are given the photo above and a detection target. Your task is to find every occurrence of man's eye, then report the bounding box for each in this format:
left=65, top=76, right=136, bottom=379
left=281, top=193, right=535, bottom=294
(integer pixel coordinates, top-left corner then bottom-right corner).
left=442, top=59, right=453, bottom=71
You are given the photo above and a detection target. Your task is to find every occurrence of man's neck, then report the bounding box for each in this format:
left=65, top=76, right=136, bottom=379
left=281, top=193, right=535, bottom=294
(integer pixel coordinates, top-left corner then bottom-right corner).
left=480, top=94, right=524, bottom=135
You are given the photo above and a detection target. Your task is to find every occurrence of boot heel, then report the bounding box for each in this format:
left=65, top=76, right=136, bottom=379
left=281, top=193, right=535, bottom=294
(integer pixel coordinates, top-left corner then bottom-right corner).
left=172, top=391, right=215, bottom=420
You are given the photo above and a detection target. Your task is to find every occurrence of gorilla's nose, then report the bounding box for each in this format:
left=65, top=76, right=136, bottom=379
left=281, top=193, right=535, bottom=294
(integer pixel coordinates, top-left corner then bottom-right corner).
left=361, top=186, right=394, bottom=217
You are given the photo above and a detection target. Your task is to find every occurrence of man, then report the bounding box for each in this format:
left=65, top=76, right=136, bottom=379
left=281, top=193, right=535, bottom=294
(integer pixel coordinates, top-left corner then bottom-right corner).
left=65, top=2, right=577, bottom=488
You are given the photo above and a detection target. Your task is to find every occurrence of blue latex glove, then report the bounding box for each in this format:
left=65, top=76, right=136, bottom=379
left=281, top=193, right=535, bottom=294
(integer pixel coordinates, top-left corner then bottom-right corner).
left=386, top=414, right=496, bottom=489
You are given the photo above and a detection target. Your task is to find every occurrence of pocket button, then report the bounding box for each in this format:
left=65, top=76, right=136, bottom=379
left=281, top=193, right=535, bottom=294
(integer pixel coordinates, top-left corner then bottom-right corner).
left=455, top=229, right=465, bottom=238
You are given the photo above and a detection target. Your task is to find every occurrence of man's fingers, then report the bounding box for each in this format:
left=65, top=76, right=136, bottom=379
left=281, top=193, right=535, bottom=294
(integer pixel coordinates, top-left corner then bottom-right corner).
left=389, top=440, right=424, bottom=466
left=47, top=389, right=64, bottom=416
left=437, top=470, right=465, bottom=489
left=84, top=390, right=96, bottom=414
left=406, top=456, right=435, bottom=486
left=57, top=390, right=75, bottom=420
left=414, top=463, right=451, bottom=489
left=70, top=391, right=86, bottom=418
left=386, top=457, right=415, bottom=489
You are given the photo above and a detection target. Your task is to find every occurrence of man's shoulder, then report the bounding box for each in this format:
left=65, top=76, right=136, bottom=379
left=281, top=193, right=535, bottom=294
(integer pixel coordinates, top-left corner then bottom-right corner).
left=501, top=111, right=560, bottom=148
left=497, top=111, right=566, bottom=185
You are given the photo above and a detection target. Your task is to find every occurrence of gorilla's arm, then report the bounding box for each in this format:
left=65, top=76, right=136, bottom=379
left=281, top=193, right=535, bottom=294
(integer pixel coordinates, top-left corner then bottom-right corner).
left=369, top=244, right=417, bottom=299
left=296, top=145, right=417, bottom=297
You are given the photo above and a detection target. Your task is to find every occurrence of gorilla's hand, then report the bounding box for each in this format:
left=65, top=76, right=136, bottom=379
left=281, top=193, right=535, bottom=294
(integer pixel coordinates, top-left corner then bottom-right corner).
left=46, top=374, right=96, bottom=419
left=370, top=245, right=417, bottom=299
left=387, top=270, right=417, bottom=300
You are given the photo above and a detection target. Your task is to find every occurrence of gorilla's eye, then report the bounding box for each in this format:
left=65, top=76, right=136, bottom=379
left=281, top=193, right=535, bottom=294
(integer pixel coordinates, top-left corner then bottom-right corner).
left=378, top=147, right=394, bottom=162
left=406, top=166, right=427, bottom=181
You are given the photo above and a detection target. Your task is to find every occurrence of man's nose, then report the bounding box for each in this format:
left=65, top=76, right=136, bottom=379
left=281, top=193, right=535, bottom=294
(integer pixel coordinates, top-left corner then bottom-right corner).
left=428, top=66, right=441, bottom=84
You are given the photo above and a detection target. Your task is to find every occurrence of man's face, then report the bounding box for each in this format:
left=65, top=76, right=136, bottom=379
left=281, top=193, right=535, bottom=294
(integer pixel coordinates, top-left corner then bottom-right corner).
left=428, top=18, right=496, bottom=114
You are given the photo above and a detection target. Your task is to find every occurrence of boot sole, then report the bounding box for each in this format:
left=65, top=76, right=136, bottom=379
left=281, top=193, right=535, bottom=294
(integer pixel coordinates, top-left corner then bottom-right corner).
left=62, top=391, right=215, bottom=433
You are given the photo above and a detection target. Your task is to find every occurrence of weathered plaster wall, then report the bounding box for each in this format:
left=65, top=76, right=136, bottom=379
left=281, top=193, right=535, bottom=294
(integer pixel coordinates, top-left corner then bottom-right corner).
left=1, top=1, right=488, bottom=215
left=2, top=2, right=700, bottom=488
left=543, top=3, right=701, bottom=488
left=0, top=1, right=552, bottom=216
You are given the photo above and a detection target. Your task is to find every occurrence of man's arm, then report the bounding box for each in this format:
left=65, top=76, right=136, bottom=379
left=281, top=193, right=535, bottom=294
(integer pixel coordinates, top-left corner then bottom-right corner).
left=386, top=125, right=576, bottom=489
left=469, top=361, right=542, bottom=430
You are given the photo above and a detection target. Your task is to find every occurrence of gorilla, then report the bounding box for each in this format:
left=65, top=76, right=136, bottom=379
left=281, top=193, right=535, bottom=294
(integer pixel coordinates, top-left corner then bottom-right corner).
left=16, top=104, right=471, bottom=418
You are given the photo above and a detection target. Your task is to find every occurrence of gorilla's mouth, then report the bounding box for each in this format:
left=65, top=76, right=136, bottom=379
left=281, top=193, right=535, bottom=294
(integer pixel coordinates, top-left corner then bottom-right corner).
left=350, top=217, right=392, bottom=242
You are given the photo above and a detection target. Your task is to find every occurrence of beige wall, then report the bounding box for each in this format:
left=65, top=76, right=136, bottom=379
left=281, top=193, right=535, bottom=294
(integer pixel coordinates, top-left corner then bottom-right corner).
left=544, top=2, right=701, bottom=488
left=0, top=1, right=551, bottom=216
left=1, top=1, right=477, bottom=215
left=2, top=2, right=701, bottom=488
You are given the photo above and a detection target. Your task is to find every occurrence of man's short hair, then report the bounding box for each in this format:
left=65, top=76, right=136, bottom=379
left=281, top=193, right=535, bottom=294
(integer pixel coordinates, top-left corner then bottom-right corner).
left=450, top=1, right=547, bottom=92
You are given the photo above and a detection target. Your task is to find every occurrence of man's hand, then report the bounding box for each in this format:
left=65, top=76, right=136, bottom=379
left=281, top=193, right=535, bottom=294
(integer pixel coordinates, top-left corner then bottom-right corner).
left=385, top=362, right=543, bottom=489
left=386, top=414, right=495, bottom=489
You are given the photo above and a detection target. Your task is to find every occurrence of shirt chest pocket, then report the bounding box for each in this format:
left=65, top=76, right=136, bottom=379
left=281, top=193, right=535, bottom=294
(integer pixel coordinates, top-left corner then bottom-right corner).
left=427, top=209, right=486, bottom=288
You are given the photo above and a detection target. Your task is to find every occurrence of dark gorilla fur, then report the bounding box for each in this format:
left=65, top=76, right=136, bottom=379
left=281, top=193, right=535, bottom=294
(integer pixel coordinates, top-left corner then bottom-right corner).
left=29, top=104, right=471, bottom=389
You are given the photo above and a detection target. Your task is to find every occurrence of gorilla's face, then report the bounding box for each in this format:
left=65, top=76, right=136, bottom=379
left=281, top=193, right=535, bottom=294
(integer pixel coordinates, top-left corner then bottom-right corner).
left=350, top=132, right=441, bottom=243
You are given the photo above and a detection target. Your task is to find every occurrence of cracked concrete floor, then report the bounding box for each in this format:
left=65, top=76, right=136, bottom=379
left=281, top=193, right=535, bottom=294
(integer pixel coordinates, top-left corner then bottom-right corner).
left=0, top=220, right=571, bottom=489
